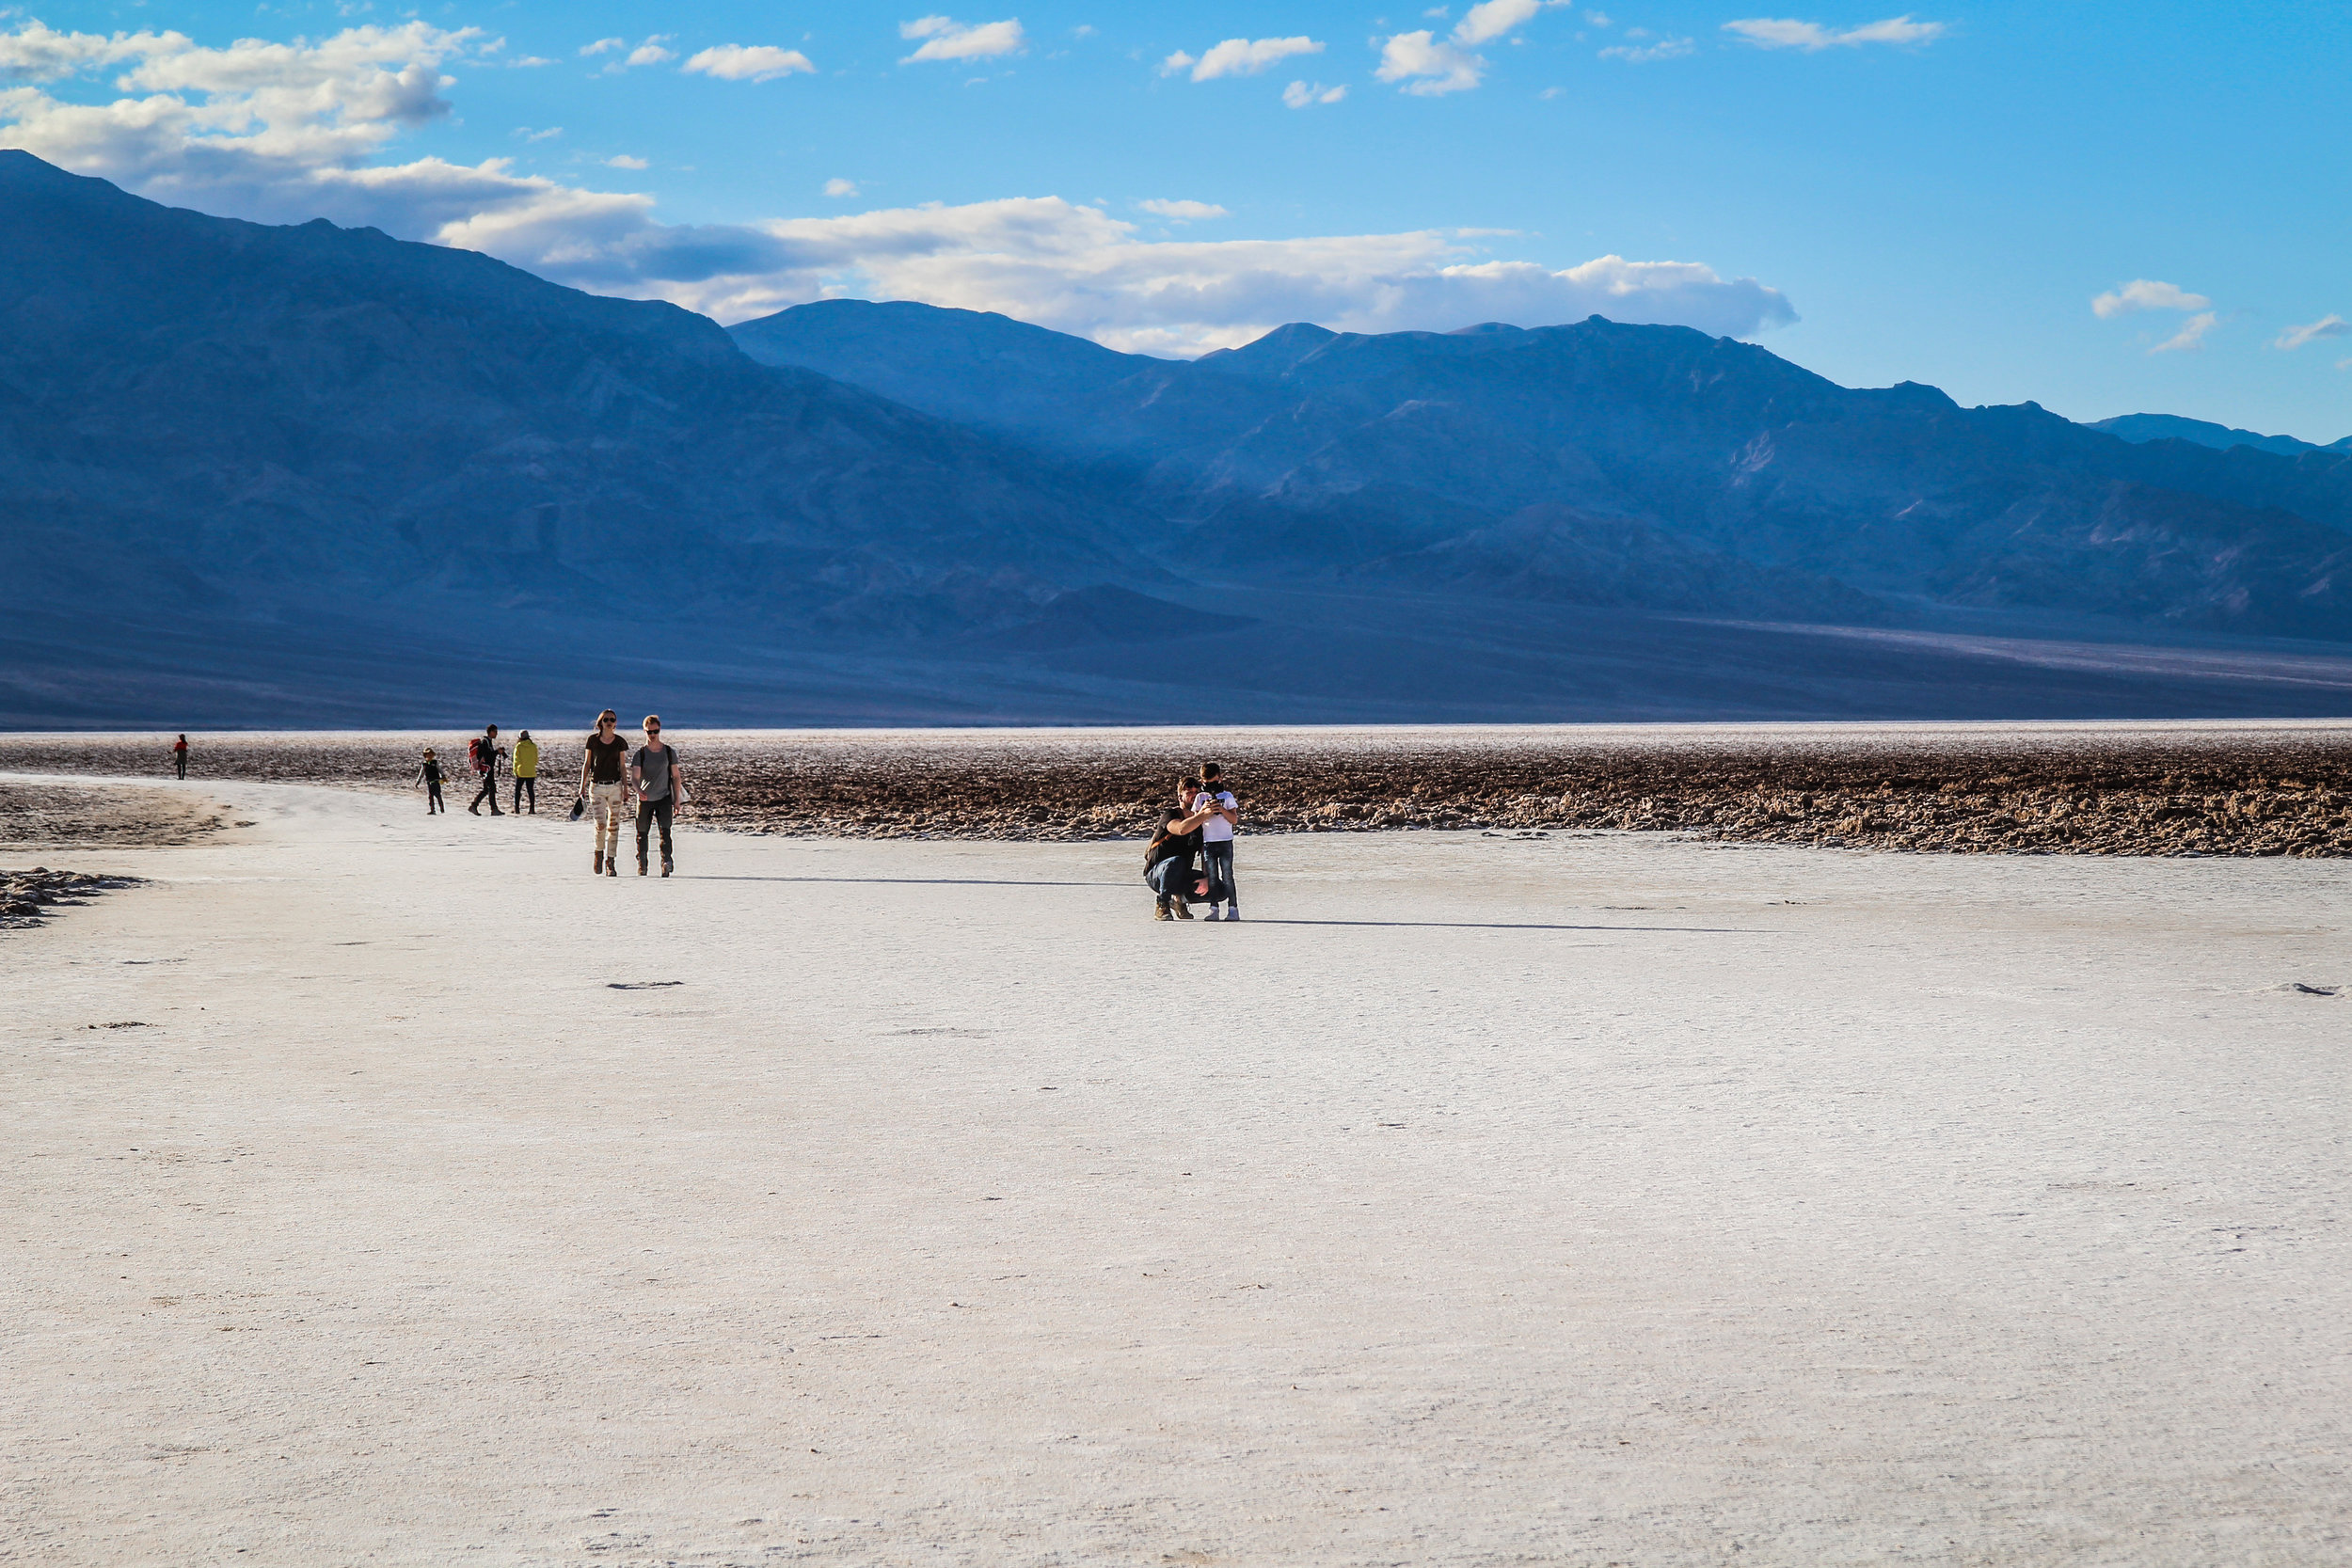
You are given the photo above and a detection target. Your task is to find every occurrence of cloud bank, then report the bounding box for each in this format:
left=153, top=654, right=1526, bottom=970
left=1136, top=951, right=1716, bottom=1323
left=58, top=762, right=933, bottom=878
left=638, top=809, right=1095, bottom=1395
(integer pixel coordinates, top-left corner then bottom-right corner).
left=0, top=19, right=1797, bottom=355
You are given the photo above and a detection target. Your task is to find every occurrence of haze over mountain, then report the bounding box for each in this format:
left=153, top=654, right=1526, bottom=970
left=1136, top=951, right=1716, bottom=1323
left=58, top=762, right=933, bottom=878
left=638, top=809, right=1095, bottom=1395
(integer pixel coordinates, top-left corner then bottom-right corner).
left=8, top=150, right=2352, bottom=726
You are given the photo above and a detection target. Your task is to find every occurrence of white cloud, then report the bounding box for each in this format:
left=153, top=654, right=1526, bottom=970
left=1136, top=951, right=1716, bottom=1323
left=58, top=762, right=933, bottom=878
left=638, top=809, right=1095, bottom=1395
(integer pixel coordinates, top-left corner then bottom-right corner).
left=682, top=43, right=817, bottom=82
left=1136, top=198, right=1227, bottom=221
left=579, top=38, right=625, bottom=57
left=1378, top=0, right=1565, bottom=93
left=0, top=20, right=481, bottom=196
left=2151, top=311, right=2217, bottom=355
left=824, top=177, right=860, bottom=198
left=0, top=19, right=1796, bottom=354
left=515, top=125, right=563, bottom=142
left=508, top=56, right=557, bottom=69
left=2091, top=279, right=2211, bottom=319
left=898, top=17, right=1026, bottom=63
left=2275, top=314, right=2348, bottom=352
left=1176, top=36, right=1324, bottom=81
left=1283, top=79, right=1347, bottom=106
left=1724, top=15, right=1946, bottom=51
left=1454, top=0, right=1556, bottom=47
left=1599, top=37, right=1694, bottom=61
left=605, top=154, right=648, bottom=169
left=620, top=39, right=675, bottom=70
left=1376, top=30, right=1486, bottom=94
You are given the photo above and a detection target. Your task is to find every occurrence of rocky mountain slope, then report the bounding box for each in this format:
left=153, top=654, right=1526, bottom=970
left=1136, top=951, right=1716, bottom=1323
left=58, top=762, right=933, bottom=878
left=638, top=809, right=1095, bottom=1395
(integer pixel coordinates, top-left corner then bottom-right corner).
left=6, top=148, right=2352, bottom=724
left=0, top=151, right=1155, bottom=638
left=733, top=301, right=2352, bottom=640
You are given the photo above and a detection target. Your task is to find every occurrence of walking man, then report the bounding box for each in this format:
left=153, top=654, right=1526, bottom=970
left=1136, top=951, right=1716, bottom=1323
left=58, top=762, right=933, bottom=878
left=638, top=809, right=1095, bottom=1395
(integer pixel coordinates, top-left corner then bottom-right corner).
left=467, top=724, right=506, bottom=816
left=1199, top=761, right=1241, bottom=920
left=580, top=710, right=629, bottom=876
left=630, top=715, right=686, bottom=878
left=170, top=734, right=189, bottom=780
left=511, top=730, right=540, bottom=815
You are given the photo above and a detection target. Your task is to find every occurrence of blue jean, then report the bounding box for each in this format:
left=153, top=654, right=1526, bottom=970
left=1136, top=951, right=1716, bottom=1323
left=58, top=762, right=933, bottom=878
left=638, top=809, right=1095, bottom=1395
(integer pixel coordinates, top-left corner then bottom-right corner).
left=1146, top=858, right=1195, bottom=901
left=1201, top=841, right=1235, bottom=905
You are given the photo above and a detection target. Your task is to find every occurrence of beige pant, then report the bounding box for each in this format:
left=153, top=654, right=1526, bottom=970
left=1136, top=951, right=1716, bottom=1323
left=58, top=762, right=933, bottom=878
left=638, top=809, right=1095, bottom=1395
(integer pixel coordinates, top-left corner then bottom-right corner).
left=590, top=782, right=628, bottom=856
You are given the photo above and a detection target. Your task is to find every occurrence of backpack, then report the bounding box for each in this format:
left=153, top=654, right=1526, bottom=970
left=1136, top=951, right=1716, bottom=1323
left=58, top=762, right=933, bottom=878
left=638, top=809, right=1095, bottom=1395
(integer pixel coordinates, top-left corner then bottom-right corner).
left=469, top=736, right=488, bottom=771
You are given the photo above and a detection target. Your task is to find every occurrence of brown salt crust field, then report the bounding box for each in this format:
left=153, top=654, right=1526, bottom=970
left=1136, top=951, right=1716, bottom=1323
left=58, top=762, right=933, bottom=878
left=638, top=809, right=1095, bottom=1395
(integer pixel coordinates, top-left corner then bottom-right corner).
left=8, top=721, right=2350, bottom=857
left=0, top=778, right=230, bottom=849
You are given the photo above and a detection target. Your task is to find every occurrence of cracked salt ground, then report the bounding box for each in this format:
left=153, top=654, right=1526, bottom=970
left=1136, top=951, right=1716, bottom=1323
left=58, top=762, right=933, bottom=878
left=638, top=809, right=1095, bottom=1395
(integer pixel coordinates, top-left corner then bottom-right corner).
left=2, top=770, right=2349, bottom=1566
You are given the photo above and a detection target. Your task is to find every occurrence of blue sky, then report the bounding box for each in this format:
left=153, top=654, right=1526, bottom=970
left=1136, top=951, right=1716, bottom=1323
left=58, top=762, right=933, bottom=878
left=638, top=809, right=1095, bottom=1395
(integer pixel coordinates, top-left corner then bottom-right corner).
left=5, top=1, right=2347, bottom=439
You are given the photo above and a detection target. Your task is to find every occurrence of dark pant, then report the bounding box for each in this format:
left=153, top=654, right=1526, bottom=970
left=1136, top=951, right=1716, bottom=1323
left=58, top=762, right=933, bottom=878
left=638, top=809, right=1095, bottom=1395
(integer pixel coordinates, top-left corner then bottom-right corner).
left=1201, top=841, right=1235, bottom=905
left=469, top=773, right=501, bottom=814
left=513, top=775, right=536, bottom=813
left=637, top=795, right=674, bottom=864
left=1146, top=858, right=1196, bottom=901
left=173, top=752, right=186, bottom=779
left=427, top=782, right=444, bottom=813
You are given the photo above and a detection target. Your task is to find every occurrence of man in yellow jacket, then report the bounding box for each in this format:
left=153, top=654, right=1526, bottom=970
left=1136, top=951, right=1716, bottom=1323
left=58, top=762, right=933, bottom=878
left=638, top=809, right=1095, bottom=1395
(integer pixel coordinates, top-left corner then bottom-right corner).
left=511, top=731, right=541, bottom=815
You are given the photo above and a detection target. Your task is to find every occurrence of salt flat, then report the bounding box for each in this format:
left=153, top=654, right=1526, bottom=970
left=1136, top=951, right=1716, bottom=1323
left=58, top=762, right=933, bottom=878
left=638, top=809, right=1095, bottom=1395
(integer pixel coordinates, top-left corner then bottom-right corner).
left=4, top=774, right=2348, bottom=1567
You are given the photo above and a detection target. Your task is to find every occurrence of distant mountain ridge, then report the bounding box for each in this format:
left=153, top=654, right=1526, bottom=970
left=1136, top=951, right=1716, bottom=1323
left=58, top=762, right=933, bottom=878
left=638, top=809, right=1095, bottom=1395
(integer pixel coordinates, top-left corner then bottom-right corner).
left=2089, top=413, right=2352, bottom=457
left=7, top=147, right=2352, bottom=724
left=730, top=299, right=2352, bottom=641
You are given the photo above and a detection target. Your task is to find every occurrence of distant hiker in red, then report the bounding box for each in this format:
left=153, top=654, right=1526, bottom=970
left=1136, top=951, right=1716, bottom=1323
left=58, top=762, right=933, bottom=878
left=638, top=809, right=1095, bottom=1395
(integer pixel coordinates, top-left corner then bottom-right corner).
left=467, top=725, right=506, bottom=816
left=170, top=734, right=188, bottom=780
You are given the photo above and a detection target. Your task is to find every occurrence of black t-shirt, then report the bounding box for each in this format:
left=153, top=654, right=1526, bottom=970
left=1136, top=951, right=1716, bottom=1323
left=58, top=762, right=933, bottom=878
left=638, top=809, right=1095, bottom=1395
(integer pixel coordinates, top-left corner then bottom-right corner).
left=585, top=734, right=628, bottom=784
left=1145, top=816, right=1201, bottom=874
left=420, top=759, right=441, bottom=784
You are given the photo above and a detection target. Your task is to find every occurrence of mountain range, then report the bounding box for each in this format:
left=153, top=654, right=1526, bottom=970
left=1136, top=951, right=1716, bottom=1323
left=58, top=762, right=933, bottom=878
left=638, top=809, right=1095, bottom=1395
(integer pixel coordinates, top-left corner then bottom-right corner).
left=2089, top=413, right=2352, bottom=458
left=7, top=148, right=2352, bottom=725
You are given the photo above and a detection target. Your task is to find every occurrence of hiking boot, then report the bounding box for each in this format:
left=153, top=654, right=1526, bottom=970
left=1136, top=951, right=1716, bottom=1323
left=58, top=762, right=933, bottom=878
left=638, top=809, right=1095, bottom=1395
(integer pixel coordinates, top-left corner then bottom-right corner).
left=468, top=802, right=480, bottom=816
left=637, top=859, right=649, bottom=876
left=605, top=857, right=617, bottom=877
left=1154, top=897, right=1173, bottom=921
left=660, top=857, right=674, bottom=878
left=1172, top=900, right=1195, bottom=920
left=593, top=852, right=604, bottom=875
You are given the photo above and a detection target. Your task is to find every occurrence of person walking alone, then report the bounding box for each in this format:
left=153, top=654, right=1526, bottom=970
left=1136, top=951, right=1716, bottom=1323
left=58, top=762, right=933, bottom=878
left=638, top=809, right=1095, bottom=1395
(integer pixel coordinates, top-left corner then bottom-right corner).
left=414, top=748, right=446, bottom=814
left=579, top=710, right=629, bottom=876
left=511, top=730, right=540, bottom=815
left=170, top=734, right=189, bottom=780
left=630, top=715, right=686, bottom=878
left=1198, top=760, right=1241, bottom=920
left=467, top=724, right=506, bottom=816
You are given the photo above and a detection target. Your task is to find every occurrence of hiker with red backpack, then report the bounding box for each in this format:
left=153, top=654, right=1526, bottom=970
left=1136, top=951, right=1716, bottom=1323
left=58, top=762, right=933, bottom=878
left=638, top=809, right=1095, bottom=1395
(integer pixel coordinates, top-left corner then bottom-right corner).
left=467, top=725, right=508, bottom=816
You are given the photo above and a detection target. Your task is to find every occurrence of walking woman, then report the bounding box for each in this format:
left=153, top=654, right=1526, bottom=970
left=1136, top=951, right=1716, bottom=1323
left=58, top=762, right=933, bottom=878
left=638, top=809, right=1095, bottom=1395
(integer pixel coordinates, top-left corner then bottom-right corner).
left=580, top=710, right=629, bottom=876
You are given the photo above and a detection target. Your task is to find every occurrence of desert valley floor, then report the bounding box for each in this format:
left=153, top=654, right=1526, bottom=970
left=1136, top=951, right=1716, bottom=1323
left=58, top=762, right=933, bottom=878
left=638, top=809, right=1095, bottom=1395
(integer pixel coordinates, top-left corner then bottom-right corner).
left=4, top=757, right=2348, bottom=1566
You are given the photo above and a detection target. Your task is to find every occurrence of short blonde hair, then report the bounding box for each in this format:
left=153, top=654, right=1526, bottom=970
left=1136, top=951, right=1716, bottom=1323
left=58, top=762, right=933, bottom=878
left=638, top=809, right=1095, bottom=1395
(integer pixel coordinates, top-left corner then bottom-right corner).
left=643, top=714, right=662, bottom=729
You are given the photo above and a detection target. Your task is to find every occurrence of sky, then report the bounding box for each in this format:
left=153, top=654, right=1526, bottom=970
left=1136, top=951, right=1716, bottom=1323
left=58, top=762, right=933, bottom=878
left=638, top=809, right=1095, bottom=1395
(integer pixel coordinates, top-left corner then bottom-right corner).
left=3, top=2, right=2347, bottom=440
